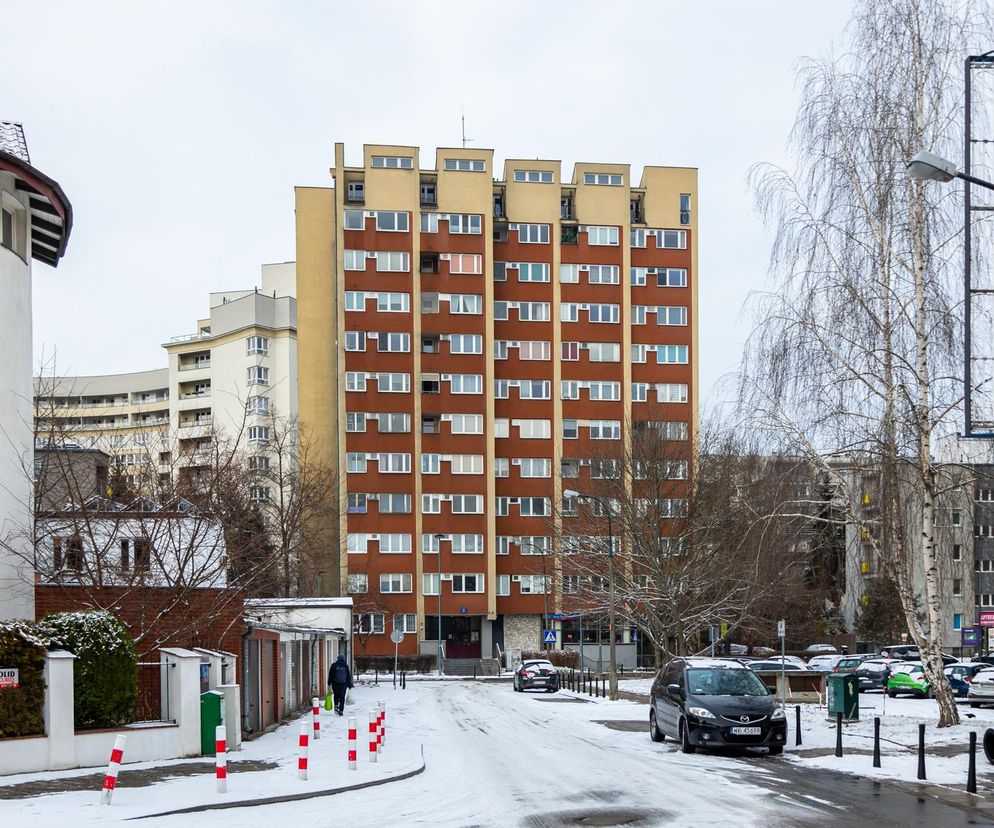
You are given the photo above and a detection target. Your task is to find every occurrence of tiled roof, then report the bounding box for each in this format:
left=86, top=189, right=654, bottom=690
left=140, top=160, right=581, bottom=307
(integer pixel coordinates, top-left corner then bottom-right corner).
left=0, top=121, right=29, bottom=163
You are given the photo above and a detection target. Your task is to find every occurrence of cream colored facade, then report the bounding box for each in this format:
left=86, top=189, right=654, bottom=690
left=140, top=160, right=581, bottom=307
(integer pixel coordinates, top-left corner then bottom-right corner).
left=35, top=263, right=297, bottom=480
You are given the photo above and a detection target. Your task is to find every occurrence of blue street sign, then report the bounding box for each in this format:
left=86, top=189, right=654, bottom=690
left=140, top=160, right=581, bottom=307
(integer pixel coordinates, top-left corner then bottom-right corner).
left=543, top=629, right=557, bottom=644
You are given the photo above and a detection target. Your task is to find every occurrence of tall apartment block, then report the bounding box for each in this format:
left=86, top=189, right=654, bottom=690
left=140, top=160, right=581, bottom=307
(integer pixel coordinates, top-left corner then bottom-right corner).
left=296, top=143, right=697, bottom=660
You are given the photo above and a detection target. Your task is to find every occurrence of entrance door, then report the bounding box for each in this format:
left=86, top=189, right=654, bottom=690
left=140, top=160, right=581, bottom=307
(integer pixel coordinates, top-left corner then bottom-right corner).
left=425, top=615, right=483, bottom=658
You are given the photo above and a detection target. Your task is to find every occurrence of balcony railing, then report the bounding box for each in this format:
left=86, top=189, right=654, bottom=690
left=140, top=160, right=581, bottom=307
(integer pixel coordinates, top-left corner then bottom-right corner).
left=178, top=390, right=211, bottom=400
left=178, top=418, right=213, bottom=429
left=178, top=361, right=211, bottom=371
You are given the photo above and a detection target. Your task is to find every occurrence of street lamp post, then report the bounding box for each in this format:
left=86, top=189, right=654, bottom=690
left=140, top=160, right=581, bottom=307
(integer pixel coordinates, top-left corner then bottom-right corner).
left=564, top=489, right=618, bottom=701
left=434, top=533, right=446, bottom=677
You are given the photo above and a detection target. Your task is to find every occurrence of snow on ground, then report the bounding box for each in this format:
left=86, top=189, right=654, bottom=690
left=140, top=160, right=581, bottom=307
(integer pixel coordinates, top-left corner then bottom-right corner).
left=0, top=680, right=815, bottom=827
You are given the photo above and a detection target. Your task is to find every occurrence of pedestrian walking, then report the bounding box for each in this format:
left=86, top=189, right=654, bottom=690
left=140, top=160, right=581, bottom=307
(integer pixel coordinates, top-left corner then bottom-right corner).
left=328, top=653, right=354, bottom=716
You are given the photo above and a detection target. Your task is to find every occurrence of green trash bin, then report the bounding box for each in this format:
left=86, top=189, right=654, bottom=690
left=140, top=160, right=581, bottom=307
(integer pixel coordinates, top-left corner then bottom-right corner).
left=200, top=690, right=224, bottom=755
left=826, top=672, right=859, bottom=721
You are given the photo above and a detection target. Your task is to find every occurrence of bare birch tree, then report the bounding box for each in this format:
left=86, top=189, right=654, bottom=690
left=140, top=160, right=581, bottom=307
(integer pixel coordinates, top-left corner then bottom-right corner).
left=742, top=0, right=991, bottom=725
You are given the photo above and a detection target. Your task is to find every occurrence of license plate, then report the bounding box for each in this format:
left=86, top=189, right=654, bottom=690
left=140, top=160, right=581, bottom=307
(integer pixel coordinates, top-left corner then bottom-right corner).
left=730, top=727, right=761, bottom=735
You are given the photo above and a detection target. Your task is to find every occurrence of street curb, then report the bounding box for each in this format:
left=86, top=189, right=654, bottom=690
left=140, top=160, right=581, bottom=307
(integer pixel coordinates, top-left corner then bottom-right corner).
left=128, top=746, right=426, bottom=820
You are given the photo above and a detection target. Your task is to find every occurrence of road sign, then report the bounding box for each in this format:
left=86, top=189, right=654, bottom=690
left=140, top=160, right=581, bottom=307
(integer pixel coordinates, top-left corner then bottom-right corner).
left=777, top=619, right=786, bottom=638
left=962, top=627, right=981, bottom=647
left=981, top=612, right=994, bottom=628
left=390, top=629, right=405, bottom=644
left=542, top=629, right=557, bottom=645
left=0, top=669, right=18, bottom=689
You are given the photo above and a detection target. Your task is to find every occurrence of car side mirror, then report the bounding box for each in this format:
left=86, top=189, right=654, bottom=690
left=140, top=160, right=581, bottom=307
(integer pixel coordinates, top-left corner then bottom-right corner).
left=667, top=683, right=683, bottom=698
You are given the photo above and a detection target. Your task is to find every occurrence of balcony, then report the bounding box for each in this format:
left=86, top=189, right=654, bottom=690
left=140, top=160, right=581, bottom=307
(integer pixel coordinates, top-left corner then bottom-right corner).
left=178, top=390, right=211, bottom=400
left=178, top=417, right=213, bottom=430
left=178, top=361, right=211, bottom=372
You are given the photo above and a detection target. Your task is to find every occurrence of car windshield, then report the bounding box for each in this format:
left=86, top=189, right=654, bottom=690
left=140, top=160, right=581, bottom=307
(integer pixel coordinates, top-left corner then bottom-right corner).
left=687, top=668, right=769, bottom=696
left=751, top=662, right=799, bottom=671
left=523, top=661, right=553, bottom=671
left=837, top=659, right=861, bottom=668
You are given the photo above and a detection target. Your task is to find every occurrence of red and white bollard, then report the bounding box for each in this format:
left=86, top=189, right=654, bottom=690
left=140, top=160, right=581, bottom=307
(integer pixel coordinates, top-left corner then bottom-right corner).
left=298, top=724, right=309, bottom=780
left=368, top=711, right=378, bottom=763
left=215, top=725, right=227, bottom=793
left=100, top=734, right=127, bottom=805
left=348, top=716, right=357, bottom=770
left=378, top=701, right=386, bottom=751
left=312, top=696, right=320, bottom=741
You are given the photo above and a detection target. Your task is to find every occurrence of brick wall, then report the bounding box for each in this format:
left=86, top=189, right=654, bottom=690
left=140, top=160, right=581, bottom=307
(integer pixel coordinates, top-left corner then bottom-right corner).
left=35, top=585, right=245, bottom=658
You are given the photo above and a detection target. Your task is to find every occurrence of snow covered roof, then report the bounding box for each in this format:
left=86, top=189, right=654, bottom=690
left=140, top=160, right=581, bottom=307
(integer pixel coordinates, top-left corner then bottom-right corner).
left=0, top=122, right=29, bottom=162
left=244, top=597, right=354, bottom=609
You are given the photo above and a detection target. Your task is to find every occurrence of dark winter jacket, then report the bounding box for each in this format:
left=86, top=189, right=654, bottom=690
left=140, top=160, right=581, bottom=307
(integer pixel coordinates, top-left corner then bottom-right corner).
left=329, top=655, right=353, bottom=688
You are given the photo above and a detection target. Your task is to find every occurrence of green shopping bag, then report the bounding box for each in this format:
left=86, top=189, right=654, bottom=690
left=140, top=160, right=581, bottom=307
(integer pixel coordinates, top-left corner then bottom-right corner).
left=324, top=691, right=333, bottom=711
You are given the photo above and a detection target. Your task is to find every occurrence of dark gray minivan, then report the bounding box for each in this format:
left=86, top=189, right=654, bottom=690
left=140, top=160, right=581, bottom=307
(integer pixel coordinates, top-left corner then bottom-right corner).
left=649, top=657, right=788, bottom=754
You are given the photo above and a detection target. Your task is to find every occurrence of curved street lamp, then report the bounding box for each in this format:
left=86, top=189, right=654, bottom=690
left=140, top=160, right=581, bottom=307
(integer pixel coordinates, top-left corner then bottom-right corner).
left=563, top=488, right=619, bottom=701
left=907, top=150, right=994, bottom=190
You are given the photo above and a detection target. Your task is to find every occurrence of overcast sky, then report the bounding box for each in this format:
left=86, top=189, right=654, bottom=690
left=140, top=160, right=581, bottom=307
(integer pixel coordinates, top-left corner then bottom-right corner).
left=7, top=0, right=853, bottom=403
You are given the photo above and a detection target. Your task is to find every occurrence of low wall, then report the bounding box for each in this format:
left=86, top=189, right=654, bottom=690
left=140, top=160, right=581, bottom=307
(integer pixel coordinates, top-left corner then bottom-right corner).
left=75, top=723, right=182, bottom=768
left=0, top=735, right=49, bottom=776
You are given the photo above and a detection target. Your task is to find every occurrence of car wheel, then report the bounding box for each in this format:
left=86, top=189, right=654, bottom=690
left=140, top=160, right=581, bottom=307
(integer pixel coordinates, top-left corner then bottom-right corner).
left=649, top=708, right=665, bottom=743
left=768, top=745, right=783, bottom=756
left=925, top=686, right=934, bottom=699
left=888, top=689, right=897, bottom=698
left=679, top=719, right=696, bottom=754
left=971, top=702, right=980, bottom=708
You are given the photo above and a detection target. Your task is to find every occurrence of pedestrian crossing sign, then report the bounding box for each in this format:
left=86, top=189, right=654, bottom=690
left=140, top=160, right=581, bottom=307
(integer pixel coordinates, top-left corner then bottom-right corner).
left=543, top=629, right=557, bottom=644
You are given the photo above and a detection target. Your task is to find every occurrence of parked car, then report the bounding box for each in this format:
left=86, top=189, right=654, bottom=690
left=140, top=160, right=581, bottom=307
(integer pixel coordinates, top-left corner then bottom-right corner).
left=748, top=661, right=803, bottom=672
left=750, top=646, right=776, bottom=658
left=879, top=645, right=957, bottom=666
left=945, top=662, right=989, bottom=684
left=649, top=657, right=788, bottom=755
left=942, top=667, right=971, bottom=698
left=834, top=656, right=867, bottom=673
left=513, top=659, right=559, bottom=693
left=764, top=655, right=808, bottom=669
left=968, top=668, right=994, bottom=707
left=804, top=644, right=839, bottom=654
left=854, top=659, right=893, bottom=692
left=887, top=662, right=932, bottom=698
left=806, top=654, right=844, bottom=672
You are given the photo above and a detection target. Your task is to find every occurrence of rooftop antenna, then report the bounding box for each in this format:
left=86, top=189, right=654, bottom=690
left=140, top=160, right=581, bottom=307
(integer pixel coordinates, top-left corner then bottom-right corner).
left=461, top=107, right=474, bottom=149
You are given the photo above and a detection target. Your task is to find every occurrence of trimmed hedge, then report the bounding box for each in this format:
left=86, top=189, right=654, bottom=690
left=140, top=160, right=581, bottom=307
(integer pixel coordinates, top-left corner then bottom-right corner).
left=38, top=611, right=137, bottom=729
left=0, top=621, right=50, bottom=738
left=355, top=654, right=436, bottom=674
left=522, top=650, right=580, bottom=668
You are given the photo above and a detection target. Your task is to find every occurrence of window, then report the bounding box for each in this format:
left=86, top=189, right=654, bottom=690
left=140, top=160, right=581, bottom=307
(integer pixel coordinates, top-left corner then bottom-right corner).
left=658, top=306, right=688, bottom=326
left=346, top=453, right=367, bottom=473
left=516, top=419, right=551, bottom=439
left=953, top=579, right=962, bottom=596
left=451, top=374, right=483, bottom=394
left=588, top=343, right=621, bottom=362
left=452, top=574, right=484, bottom=593
left=451, top=494, right=483, bottom=514
left=519, top=458, right=551, bottom=478
left=246, top=335, right=269, bottom=355
left=514, top=170, right=553, bottom=183
left=517, top=263, right=550, bottom=283
left=657, top=268, right=688, bottom=287
left=249, top=455, right=270, bottom=473
left=347, top=181, right=364, bottom=202
left=378, top=413, right=410, bottom=433
left=951, top=509, right=963, bottom=526
left=345, top=372, right=367, bottom=392
left=379, top=534, right=412, bottom=553
left=450, top=294, right=483, bottom=314
left=561, top=341, right=580, bottom=361
left=378, top=493, right=411, bottom=514
left=588, top=304, right=620, bottom=323
left=377, top=332, right=410, bottom=352
left=347, top=493, right=367, bottom=514
left=494, top=301, right=509, bottom=321
left=680, top=193, right=691, bottom=224
left=660, top=230, right=687, bottom=249
left=953, top=544, right=962, bottom=561
left=520, top=497, right=550, bottom=517
left=344, top=249, right=366, bottom=270
left=561, top=459, right=579, bottom=478
left=451, top=414, right=483, bottom=434
left=563, top=419, right=578, bottom=439
left=250, top=486, right=271, bottom=503
left=380, top=573, right=413, bottom=593
left=377, top=292, right=410, bottom=312
left=495, top=458, right=509, bottom=477
left=519, top=341, right=550, bottom=360
left=497, top=575, right=511, bottom=596
left=1, top=208, right=14, bottom=252
left=345, top=331, right=366, bottom=352
left=246, top=395, right=270, bottom=415
left=519, top=302, right=550, bottom=321
left=954, top=613, right=962, bottom=631
left=631, top=267, right=648, bottom=286
left=379, top=453, right=411, bottom=473
left=395, top=614, right=418, bottom=634
left=248, top=425, right=270, bottom=444
left=449, top=254, right=482, bottom=274
left=449, top=334, right=482, bottom=354
left=452, top=534, right=484, bottom=553
left=658, top=345, right=689, bottom=364
left=451, top=455, right=484, bottom=475
left=375, top=211, right=410, bottom=232
left=448, top=214, right=482, bottom=235
left=345, top=291, right=366, bottom=311
left=347, top=533, right=369, bottom=553
left=247, top=366, right=269, bottom=386
left=444, top=158, right=485, bottom=172
left=586, top=226, right=619, bottom=246
left=356, top=614, right=385, bottom=634
left=520, top=536, right=551, bottom=555
left=423, top=573, right=440, bottom=595
left=588, top=264, right=620, bottom=284
left=377, top=373, right=410, bottom=393
left=344, top=210, right=364, bottom=230
left=421, top=213, right=439, bottom=233
left=583, top=173, right=622, bottom=186
left=371, top=155, right=413, bottom=169
left=515, top=224, right=550, bottom=244
left=520, top=575, right=551, bottom=595
left=494, top=419, right=510, bottom=438
left=422, top=454, right=440, bottom=474
left=589, top=420, right=622, bottom=440
left=494, top=261, right=507, bottom=282
left=347, top=574, right=368, bottom=594
left=375, top=251, right=410, bottom=272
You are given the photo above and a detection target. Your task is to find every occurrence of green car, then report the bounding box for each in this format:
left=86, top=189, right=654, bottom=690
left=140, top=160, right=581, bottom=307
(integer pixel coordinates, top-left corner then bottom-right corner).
left=886, top=662, right=932, bottom=698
